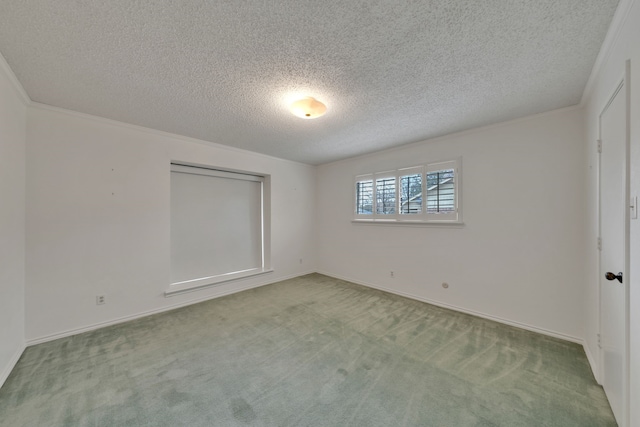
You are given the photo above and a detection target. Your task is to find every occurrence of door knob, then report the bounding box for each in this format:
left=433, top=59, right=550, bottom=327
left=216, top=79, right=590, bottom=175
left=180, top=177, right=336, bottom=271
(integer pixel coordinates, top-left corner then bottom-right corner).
left=605, top=272, right=623, bottom=283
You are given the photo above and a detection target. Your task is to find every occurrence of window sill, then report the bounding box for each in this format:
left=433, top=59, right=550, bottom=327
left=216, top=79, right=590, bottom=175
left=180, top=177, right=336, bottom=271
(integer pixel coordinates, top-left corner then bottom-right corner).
left=165, top=268, right=273, bottom=297
left=351, top=219, right=464, bottom=228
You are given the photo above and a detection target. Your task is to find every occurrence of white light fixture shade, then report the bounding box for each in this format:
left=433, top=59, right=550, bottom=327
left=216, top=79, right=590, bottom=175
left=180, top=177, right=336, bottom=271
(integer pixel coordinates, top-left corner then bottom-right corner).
left=290, top=97, right=327, bottom=119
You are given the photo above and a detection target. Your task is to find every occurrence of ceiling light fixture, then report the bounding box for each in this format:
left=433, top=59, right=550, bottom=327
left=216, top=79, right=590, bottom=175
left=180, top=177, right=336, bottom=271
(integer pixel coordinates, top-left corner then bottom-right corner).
left=290, top=97, right=327, bottom=119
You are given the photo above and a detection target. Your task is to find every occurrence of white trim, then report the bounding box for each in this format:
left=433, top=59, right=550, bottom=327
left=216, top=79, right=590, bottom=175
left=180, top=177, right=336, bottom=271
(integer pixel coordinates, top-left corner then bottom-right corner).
left=596, top=76, right=625, bottom=383
left=623, top=60, right=631, bottom=427
left=398, top=166, right=425, bottom=219
left=171, top=160, right=269, bottom=180
left=351, top=219, right=464, bottom=228
left=27, top=102, right=313, bottom=167
left=26, top=271, right=313, bottom=346
left=0, top=342, right=26, bottom=390
left=584, top=341, right=601, bottom=384
left=0, top=51, right=31, bottom=106
left=425, top=159, right=460, bottom=222
left=320, top=105, right=583, bottom=168
left=353, top=158, right=461, bottom=224
left=25, top=269, right=584, bottom=347
left=596, top=64, right=631, bottom=427
left=354, top=174, right=374, bottom=218
left=18, top=270, right=589, bottom=383
left=166, top=269, right=274, bottom=296
left=171, top=163, right=264, bottom=182
left=316, top=270, right=584, bottom=344
left=580, top=0, right=636, bottom=106
left=374, top=171, right=398, bottom=216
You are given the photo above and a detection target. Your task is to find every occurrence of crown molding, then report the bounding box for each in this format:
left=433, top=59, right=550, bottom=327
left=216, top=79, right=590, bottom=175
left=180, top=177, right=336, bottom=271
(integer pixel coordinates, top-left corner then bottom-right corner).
left=0, top=51, right=31, bottom=106
left=319, top=104, right=583, bottom=168
left=28, top=102, right=315, bottom=168
left=580, top=0, right=636, bottom=106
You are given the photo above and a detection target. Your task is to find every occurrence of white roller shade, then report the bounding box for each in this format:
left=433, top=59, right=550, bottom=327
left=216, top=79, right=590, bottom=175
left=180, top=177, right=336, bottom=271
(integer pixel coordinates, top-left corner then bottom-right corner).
left=170, top=164, right=263, bottom=288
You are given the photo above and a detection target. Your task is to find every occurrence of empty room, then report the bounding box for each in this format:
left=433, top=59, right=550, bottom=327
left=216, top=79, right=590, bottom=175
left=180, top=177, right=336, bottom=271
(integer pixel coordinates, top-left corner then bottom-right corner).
left=1, top=1, right=639, bottom=426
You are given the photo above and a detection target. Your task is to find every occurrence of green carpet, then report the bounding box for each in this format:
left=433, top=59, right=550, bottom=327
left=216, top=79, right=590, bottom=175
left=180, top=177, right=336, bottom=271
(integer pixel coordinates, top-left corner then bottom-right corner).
left=0, top=274, right=616, bottom=426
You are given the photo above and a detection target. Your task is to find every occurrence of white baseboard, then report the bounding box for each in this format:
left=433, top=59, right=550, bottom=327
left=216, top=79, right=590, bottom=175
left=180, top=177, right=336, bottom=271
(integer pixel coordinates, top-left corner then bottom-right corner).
left=25, top=268, right=584, bottom=351
left=0, top=342, right=26, bottom=390
left=583, top=341, right=601, bottom=384
left=317, top=270, right=584, bottom=345
left=26, top=271, right=314, bottom=346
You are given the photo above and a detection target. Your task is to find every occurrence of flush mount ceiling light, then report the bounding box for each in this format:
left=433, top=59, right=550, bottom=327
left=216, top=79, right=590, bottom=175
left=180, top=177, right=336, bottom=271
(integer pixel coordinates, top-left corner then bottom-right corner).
left=290, top=97, right=327, bottom=119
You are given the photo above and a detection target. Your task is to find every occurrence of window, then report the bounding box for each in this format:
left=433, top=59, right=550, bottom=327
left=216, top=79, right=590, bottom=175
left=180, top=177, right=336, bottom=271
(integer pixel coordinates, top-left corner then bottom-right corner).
left=167, top=163, right=271, bottom=295
left=399, top=167, right=423, bottom=215
left=375, top=173, right=396, bottom=215
left=355, top=176, right=373, bottom=215
left=354, top=159, right=461, bottom=224
left=426, top=160, right=457, bottom=221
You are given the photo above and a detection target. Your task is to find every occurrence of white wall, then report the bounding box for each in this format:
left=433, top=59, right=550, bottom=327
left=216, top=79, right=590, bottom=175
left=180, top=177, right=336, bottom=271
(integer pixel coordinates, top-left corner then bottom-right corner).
left=583, top=0, right=640, bottom=424
left=317, top=107, right=586, bottom=341
left=0, top=56, right=27, bottom=386
left=25, top=105, right=316, bottom=342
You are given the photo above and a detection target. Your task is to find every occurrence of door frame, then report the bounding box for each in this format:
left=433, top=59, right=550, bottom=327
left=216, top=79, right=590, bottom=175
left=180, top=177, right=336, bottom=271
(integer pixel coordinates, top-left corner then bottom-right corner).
left=597, top=60, right=630, bottom=427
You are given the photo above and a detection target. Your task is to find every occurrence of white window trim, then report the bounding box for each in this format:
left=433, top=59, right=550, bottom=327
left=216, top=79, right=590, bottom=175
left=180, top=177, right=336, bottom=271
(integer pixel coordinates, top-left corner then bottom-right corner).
left=426, top=159, right=460, bottom=222
left=354, top=174, right=374, bottom=218
left=165, top=268, right=274, bottom=296
left=374, top=171, right=398, bottom=218
left=352, top=158, right=462, bottom=225
left=397, top=165, right=424, bottom=221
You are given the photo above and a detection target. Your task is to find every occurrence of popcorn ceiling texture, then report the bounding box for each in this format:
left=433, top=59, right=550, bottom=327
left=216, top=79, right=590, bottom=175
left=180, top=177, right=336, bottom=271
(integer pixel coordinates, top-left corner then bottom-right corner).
left=0, top=0, right=619, bottom=164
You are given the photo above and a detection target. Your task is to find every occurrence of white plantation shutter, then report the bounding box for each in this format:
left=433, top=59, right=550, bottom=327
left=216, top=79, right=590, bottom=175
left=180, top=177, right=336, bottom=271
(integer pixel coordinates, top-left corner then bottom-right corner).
left=399, top=166, right=423, bottom=216
left=426, top=160, right=458, bottom=221
left=375, top=172, right=396, bottom=215
left=355, top=175, right=374, bottom=215
left=353, top=159, right=460, bottom=224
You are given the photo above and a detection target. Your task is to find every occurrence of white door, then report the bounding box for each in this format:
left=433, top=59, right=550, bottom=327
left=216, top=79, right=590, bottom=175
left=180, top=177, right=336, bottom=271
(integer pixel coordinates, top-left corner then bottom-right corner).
left=599, top=78, right=628, bottom=426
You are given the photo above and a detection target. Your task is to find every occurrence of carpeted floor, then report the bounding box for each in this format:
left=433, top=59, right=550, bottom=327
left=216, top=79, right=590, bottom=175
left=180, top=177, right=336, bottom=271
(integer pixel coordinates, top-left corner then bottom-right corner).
left=0, top=274, right=616, bottom=426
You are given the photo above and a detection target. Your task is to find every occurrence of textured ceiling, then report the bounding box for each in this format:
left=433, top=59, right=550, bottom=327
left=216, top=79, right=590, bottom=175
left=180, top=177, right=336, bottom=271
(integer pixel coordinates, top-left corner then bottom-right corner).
left=0, top=0, right=619, bottom=164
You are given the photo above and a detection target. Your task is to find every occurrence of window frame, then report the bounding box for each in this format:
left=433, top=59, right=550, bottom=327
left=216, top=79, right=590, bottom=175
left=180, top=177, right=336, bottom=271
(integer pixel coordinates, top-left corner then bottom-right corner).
left=166, top=162, right=272, bottom=296
left=354, top=174, right=374, bottom=218
left=352, top=158, right=462, bottom=225
left=374, top=171, right=398, bottom=218
left=398, top=166, right=425, bottom=221
left=425, top=160, right=459, bottom=222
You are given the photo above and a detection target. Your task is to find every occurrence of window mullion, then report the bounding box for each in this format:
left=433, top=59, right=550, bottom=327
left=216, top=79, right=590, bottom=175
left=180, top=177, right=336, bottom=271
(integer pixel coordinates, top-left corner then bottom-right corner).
left=422, top=170, right=427, bottom=219
left=354, top=159, right=460, bottom=224
left=372, top=176, right=378, bottom=218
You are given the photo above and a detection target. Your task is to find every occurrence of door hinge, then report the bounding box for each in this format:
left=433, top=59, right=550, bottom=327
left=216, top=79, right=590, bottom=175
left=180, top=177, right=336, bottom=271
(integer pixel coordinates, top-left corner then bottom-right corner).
left=597, top=333, right=602, bottom=349
left=597, top=237, right=602, bottom=251
left=597, top=139, right=602, bottom=153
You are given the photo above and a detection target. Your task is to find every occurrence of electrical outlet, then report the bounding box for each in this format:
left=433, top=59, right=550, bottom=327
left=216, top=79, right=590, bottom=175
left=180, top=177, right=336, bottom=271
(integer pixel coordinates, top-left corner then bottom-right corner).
left=390, top=271, right=395, bottom=278
left=96, top=295, right=106, bottom=305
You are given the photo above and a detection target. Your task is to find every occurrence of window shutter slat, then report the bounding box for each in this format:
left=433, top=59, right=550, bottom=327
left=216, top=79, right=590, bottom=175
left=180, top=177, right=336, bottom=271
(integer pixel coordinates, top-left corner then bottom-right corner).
left=356, top=179, right=373, bottom=214
left=376, top=177, right=396, bottom=214
left=426, top=169, right=455, bottom=214
left=399, top=173, right=422, bottom=215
